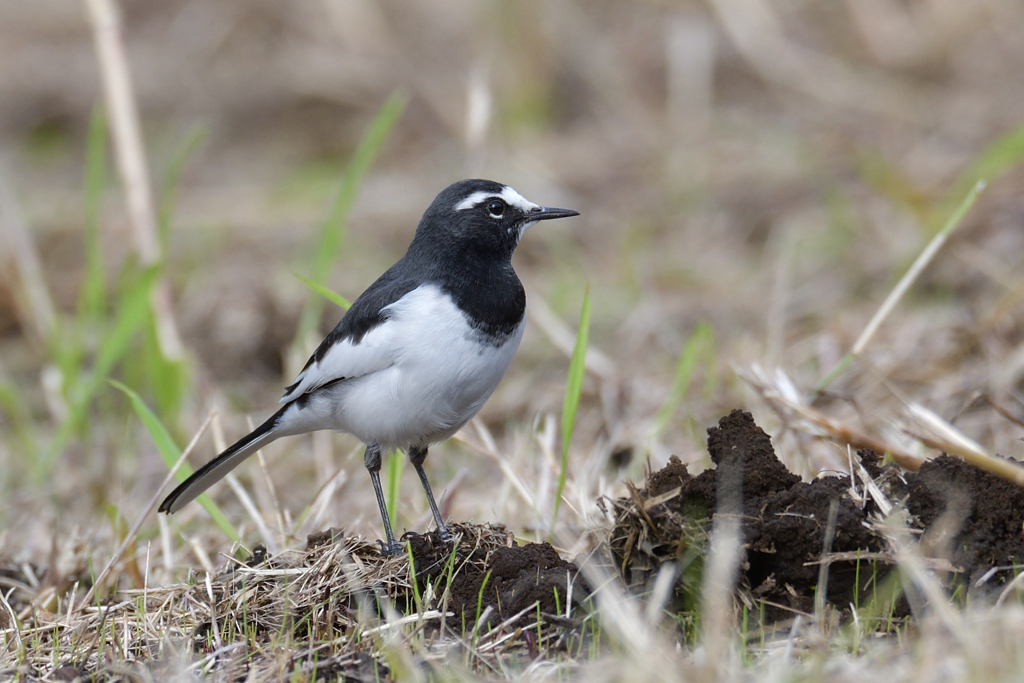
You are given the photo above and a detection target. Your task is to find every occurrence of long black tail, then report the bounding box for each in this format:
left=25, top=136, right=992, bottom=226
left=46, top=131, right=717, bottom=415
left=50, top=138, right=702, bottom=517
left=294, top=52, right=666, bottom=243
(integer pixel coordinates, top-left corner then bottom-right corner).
left=158, top=406, right=287, bottom=514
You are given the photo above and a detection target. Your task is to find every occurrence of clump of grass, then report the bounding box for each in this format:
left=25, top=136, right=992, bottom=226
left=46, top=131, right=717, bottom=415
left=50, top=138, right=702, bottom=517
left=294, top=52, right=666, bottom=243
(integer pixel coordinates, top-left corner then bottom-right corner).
left=0, top=524, right=597, bottom=679
left=34, top=105, right=202, bottom=483
left=290, top=92, right=407, bottom=357
left=551, top=283, right=591, bottom=535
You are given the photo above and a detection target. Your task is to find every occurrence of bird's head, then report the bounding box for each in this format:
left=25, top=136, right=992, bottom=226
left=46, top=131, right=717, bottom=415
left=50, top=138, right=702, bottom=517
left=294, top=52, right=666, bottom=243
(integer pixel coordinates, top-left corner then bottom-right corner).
left=411, top=179, right=579, bottom=262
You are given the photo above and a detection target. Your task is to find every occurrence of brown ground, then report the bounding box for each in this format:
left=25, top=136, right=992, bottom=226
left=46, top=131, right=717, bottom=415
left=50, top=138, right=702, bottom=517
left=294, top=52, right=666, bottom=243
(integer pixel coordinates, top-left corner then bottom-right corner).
left=907, top=455, right=1024, bottom=581
left=403, top=527, right=585, bottom=628
left=306, top=522, right=584, bottom=633
left=610, top=409, right=1024, bottom=620
left=5, top=410, right=1024, bottom=681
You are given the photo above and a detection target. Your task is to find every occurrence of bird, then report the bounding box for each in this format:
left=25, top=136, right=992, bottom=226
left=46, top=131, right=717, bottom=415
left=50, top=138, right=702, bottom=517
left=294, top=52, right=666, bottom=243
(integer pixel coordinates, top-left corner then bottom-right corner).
left=159, top=179, right=579, bottom=553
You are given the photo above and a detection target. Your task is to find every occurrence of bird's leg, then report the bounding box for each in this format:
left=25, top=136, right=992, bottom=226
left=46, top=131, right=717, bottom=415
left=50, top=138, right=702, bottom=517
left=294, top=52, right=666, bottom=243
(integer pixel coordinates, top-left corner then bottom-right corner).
left=365, top=443, right=401, bottom=555
left=409, top=445, right=452, bottom=542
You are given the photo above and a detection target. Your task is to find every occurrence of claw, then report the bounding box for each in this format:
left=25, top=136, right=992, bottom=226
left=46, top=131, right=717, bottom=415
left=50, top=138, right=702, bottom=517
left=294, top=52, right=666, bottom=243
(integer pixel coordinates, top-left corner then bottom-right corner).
left=376, top=538, right=404, bottom=556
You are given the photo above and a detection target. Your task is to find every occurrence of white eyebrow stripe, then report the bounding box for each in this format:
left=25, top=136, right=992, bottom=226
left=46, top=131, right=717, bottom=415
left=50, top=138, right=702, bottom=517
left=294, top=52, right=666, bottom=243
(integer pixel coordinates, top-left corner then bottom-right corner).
left=454, top=191, right=493, bottom=211
left=454, top=185, right=540, bottom=213
left=499, top=186, right=539, bottom=213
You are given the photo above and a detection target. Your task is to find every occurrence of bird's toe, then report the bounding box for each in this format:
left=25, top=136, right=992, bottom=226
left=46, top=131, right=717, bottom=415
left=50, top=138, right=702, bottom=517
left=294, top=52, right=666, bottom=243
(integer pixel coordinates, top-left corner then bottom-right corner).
left=377, top=538, right=404, bottom=556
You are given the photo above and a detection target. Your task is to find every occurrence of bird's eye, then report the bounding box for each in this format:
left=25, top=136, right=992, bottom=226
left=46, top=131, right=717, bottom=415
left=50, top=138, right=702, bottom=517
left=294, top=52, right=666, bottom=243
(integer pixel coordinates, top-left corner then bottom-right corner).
left=487, top=199, right=505, bottom=218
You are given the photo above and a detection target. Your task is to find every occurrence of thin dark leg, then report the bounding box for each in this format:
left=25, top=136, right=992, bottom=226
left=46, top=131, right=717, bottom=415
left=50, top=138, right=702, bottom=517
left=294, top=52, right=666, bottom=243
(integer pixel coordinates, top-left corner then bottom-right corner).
left=409, top=445, right=451, bottom=541
left=365, top=443, right=400, bottom=554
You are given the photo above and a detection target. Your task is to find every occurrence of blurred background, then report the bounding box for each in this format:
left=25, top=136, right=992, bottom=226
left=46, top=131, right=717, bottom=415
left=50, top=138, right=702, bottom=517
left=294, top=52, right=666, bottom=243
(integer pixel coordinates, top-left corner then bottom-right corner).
left=2, top=0, right=1023, bottom=559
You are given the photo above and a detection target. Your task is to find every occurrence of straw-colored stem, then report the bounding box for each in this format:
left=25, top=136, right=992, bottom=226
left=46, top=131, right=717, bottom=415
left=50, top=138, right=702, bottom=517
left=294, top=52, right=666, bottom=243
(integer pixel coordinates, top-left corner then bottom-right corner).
left=79, top=411, right=215, bottom=608
left=850, top=180, right=985, bottom=358
left=0, top=175, right=56, bottom=341
left=816, top=179, right=985, bottom=392
left=85, top=0, right=184, bottom=360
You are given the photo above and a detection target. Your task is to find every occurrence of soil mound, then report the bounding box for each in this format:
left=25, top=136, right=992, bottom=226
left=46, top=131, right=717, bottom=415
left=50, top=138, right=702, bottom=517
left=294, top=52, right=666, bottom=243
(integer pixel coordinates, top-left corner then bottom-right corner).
left=405, top=527, right=585, bottom=627
left=609, top=409, right=1024, bottom=619
left=306, top=523, right=585, bottom=629
left=907, top=454, right=1024, bottom=577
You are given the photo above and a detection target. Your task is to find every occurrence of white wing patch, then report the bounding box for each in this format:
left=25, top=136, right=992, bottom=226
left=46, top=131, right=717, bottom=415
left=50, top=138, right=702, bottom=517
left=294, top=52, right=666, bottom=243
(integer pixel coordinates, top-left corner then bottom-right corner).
left=274, top=284, right=525, bottom=449
left=454, top=185, right=539, bottom=214
left=279, top=320, right=398, bottom=404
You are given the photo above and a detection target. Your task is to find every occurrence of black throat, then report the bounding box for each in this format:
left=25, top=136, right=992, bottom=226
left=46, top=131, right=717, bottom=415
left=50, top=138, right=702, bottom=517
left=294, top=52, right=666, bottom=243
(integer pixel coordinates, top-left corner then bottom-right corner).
left=420, top=251, right=526, bottom=343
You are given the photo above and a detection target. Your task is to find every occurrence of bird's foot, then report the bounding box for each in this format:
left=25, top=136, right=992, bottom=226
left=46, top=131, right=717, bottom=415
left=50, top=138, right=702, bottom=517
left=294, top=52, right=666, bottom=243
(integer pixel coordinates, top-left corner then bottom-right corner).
left=376, top=538, right=404, bottom=556
left=403, top=527, right=453, bottom=546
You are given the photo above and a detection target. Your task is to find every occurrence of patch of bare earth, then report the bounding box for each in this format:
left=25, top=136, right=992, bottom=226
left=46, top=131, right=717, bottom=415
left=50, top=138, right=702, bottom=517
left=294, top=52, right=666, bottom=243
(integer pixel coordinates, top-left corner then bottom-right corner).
left=1, top=523, right=589, bottom=680
left=609, top=409, right=1024, bottom=621
left=6, top=410, right=1024, bottom=679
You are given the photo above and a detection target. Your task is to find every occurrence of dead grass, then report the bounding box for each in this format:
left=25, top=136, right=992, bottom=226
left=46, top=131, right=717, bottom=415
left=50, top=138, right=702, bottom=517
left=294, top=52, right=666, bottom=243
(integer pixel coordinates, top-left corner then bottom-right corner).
left=3, top=0, right=1024, bottom=680
left=2, top=523, right=588, bottom=680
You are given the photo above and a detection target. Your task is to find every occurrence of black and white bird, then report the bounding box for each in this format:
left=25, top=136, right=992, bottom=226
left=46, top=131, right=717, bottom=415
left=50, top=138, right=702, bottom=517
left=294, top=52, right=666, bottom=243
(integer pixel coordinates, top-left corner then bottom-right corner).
left=159, top=179, right=579, bottom=553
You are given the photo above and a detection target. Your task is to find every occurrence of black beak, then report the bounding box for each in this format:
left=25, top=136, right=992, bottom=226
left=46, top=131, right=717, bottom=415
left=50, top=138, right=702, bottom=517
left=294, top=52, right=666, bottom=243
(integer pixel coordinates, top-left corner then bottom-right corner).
left=531, top=206, right=580, bottom=221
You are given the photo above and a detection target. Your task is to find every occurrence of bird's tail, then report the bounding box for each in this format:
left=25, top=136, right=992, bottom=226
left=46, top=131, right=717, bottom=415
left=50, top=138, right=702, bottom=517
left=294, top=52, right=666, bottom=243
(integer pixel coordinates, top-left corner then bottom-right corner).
left=158, top=406, right=287, bottom=514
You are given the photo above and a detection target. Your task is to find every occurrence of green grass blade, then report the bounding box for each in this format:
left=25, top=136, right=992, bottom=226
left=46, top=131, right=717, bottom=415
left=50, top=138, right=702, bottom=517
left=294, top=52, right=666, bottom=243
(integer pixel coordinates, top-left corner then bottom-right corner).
left=937, top=122, right=1024, bottom=228
left=814, top=352, right=855, bottom=393
left=653, top=321, right=713, bottom=437
left=293, top=92, right=406, bottom=350
left=53, top=105, right=110, bottom=397
left=78, top=104, right=108, bottom=325
left=136, top=126, right=206, bottom=423
left=92, top=266, right=160, bottom=383
left=386, top=450, right=403, bottom=533
left=405, top=531, right=422, bottom=613
left=552, top=284, right=591, bottom=533
left=473, top=570, right=493, bottom=650
left=40, top=265, right=162, bottom=478
left=138, top=319, right=189, bottom=422
left=293, top=271, right=352, bottom=310
left=0, top=379, right=36, bottom=476
left=157, top=125, right=207, bottom=249
left=110, top=380, right=239, bottom=542
left=816, top=180, right=984, bottom=392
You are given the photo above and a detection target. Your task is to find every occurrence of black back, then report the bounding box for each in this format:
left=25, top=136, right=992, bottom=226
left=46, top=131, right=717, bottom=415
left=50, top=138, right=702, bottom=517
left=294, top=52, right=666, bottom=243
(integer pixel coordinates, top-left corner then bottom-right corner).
left=292, top=179, right=530, bottom=382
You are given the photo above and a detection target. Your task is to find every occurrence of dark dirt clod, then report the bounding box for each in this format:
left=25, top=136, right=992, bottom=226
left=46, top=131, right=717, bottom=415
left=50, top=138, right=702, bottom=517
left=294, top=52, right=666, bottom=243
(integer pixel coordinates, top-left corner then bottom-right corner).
left=610, top=409, right=1024, bottom=622
left=906, top=454, right=1024, bottom=578
left=610, top=410, right=895, bottom=619
left=705, top=409, right=801, bottom=505
left=406, top=528, right=586, bottom=627
left=642, top=454, right=692, bottom=498
left=306, top=527, right=346, bottom=549
left=746, top=475, right=885, bottom=606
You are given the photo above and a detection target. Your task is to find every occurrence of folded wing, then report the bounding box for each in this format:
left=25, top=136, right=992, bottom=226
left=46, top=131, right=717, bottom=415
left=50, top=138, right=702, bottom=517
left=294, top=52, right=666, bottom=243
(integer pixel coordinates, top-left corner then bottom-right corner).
left=281, top=269, right=420, bottom=404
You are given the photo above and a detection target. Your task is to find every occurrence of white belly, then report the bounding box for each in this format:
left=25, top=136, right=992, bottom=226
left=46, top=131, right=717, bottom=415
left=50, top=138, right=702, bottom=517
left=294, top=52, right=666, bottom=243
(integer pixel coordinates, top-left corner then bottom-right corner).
left=295, top=285, right=524, bottom=450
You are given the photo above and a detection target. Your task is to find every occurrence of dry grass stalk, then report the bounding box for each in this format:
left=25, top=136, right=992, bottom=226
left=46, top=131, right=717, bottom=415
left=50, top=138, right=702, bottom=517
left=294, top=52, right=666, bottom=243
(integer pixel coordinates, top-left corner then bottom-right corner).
left=79, top=411, right=216, bottom=608
left=0, top=175, right=56, bottom=341
left=84, top=0, right=184, bottom=361
left=738, top=364, right=923, bottom=470
left=3, top=523, right=593, bottom=679
left=849, top=180, right=985, bottom=359
left=905, top=403, right=1024, bottom=487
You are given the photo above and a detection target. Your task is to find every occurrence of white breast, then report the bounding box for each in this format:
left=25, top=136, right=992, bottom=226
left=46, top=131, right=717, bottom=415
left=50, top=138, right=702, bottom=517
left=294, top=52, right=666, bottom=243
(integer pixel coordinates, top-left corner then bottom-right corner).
left=289, top=284, right=524, bottom=450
